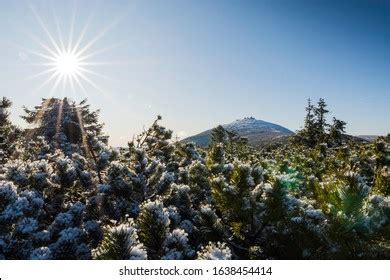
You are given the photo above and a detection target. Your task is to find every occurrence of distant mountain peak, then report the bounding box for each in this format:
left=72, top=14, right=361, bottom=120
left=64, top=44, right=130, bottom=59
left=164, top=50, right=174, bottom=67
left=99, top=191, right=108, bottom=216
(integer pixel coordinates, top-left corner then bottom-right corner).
left=182, top=117, right=294, bottom=148
left=223, top=117, right=293, bottom=134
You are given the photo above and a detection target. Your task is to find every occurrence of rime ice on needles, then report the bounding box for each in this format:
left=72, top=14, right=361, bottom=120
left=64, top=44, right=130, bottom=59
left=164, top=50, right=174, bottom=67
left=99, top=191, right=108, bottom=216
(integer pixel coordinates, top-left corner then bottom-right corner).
left=94, top=220, right=147, bottom=260
left=197, top=242, right=232, bottom=260
left=162, top=228, right=194, bottom=260
left=30, top=247, right=52, bottom=260
left=0, top=181, right=18, bottom=209
left=16, top=217, right=39, bottom=234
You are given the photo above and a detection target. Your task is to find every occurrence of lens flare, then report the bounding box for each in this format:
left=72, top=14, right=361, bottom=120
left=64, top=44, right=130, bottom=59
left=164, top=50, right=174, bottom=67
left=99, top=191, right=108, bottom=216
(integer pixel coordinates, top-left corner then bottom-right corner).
left=22, top=4, right=120, bottom=97
left=55, top=52, right=80, bottom=75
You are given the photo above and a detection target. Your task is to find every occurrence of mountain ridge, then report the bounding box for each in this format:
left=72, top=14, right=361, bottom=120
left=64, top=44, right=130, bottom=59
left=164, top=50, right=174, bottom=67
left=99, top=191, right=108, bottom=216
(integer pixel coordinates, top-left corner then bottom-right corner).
left=182, top=117, right=294, bottom=148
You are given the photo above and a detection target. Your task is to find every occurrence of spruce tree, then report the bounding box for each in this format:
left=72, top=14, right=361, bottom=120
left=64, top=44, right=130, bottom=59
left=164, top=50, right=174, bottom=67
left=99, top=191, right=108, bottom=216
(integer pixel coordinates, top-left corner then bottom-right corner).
left=314, top=98, right=329, bottom=141
left=329, top=117, right=347, bottom=146
left=21, top=98, right=107, bottom=158
left=0, top=97, right=14, bottom=163
left=297, top=98, right=346, bottom=148
left=303, top=98, right=316, bottom=147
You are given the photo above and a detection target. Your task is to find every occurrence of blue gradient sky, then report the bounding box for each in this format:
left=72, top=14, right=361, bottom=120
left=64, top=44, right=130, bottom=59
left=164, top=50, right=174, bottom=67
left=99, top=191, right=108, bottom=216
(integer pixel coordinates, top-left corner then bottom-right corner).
left=1, top=0, right=389, bottom=146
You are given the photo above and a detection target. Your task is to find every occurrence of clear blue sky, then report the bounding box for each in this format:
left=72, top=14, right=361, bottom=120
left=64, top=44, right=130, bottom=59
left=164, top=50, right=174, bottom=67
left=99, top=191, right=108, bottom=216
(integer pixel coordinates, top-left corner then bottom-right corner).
left=1, top=0, right=389, bottom=146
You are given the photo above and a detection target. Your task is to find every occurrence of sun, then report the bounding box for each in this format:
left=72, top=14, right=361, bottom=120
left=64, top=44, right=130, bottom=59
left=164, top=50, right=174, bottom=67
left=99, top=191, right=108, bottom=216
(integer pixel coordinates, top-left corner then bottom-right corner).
left=22, top=4, right=120, bottom=97
left=55, top=52, right=80, bottom=76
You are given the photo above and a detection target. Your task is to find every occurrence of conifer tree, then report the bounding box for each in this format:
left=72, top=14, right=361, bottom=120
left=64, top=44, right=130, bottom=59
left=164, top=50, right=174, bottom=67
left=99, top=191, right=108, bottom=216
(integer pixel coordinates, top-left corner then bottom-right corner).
left=211, top=125, right=229, bottom=144
left=211, top=163, right=264, bottom=240
left=0, top=97, right=15, bottom=163
left=137, top=199, right=170, bottom=259
left=297, top=98, right=346, bottom=148
left=373, top=139, right=390, bottom=196
left=94, top=220, right=147, bottom=260
left=314, top=98, right=329, bottom=138
left=302, top=98, right=316, bottom=146
left=329, top=117, right=347, bottom=146
left=131, top=115, right=174, bottom=163
left=21, top=98, right=107, bottom=158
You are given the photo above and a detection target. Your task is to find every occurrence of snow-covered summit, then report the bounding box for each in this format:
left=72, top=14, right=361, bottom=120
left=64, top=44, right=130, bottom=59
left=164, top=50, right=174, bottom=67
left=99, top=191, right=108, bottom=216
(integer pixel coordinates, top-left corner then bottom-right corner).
left=223, top=117, right=293, bottom=134
left=182, top=117, right=294, bottom=148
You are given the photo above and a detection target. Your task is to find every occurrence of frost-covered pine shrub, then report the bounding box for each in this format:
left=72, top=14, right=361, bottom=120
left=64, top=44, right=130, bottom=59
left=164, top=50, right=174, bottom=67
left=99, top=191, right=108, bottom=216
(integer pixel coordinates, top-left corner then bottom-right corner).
left=162, top=228, right=194, bottom=260
left=137, top=199, right=170, bottom=259
left=0, top=97, right=20, bottom=164
left=0, top=181, right=45, bottom=259
left=94, top=220, right=147, bottom=260
left=1, top=97, right=389, bottom=259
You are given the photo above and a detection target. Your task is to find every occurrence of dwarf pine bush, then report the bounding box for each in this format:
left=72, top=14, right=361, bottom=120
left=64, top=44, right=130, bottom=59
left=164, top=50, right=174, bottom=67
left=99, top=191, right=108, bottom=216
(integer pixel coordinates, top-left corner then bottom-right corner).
left=0, top=97, right=389, bottom=259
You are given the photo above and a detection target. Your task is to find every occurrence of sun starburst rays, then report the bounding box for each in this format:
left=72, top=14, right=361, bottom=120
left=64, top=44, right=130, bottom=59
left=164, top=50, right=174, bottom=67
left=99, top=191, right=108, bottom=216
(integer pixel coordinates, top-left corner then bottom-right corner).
left=22, top=4, right=119, bottom=98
